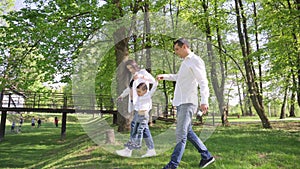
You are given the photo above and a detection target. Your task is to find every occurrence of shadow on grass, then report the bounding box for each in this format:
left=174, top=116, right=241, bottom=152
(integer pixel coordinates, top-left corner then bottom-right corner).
left=1, top=119, right=299, bottom=169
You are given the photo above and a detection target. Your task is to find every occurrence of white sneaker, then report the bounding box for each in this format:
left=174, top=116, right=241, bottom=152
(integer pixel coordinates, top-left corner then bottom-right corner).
left=116, top=147, right=132, bottom=157
left=141, top=149, right=156, bottom=158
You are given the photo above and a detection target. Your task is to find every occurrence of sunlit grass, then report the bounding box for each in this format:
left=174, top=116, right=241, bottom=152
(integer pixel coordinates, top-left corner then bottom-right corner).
left=0, top=113, right=299, bottom=169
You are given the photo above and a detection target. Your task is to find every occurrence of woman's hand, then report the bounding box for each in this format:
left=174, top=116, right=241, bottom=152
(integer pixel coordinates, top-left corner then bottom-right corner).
left=117, top=96, right=123, bottom=101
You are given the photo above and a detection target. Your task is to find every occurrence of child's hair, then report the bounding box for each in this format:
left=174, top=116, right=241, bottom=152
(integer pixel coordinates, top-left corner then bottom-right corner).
left=136, top=82, right=148, bottom=91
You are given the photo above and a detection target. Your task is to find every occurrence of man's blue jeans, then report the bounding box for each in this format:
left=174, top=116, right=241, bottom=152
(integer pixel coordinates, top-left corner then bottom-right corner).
left=168, top=103, right=212, bottom=168
left=130, top=111, right=154, bottom=149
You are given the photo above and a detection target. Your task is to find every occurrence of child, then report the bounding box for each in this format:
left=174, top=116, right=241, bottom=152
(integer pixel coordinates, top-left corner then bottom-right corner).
left=117, top=60, right=156, bottom=149
left=37, top=118, right=42, bottom=128
left=19, top=116, right=23, bottom=127
left=116, top=80, right=157, bottom=157
left=11, top=121, right=16, bottom=132
left=31, top=117, right=35, bottom=128
left=54, top=117, right=59, bottom=127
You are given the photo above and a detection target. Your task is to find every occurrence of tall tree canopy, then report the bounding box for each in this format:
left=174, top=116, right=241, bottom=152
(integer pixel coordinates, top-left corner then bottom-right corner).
left=0, top=0, right=299, bottom=129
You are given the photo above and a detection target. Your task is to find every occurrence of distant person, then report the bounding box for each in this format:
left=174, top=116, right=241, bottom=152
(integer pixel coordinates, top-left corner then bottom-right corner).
left=31, top=117, right=35, bottom=128
left=19, top=116, right=23, bottom=132
left=11, top=121, right=16, bottom=132
left=19, top=116, right=23, bottom=127
left=37, top=118, right=42, bottom=128
left=54, top=117, right=59, bottom=127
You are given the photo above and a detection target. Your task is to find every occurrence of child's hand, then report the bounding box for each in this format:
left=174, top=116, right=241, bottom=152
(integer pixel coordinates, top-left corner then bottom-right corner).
left=134, top=74, right=145, bottom=80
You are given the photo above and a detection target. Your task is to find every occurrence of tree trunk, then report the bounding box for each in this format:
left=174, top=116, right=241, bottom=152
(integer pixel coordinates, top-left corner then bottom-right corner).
left=143, top=2, right=153, bottom=125
left=289, top=67, right=297, bottom=117
left=280, top=85, right=288, bottom=119
left=235, top=0, right=271, bottom=128
left=253, top=2, right=263, bottom=97
left=297, top=59, right=300, bottom=108
left=61, top=112, right=67, bottom=140
left=288, top=0, right=300, bottom=108
left=289, top=91, right=296, bottom=117
left=114, top=26, right=131, bottom=132
left=105, top=129, right=115, bottom=144
left=215, top=0, right=228, bottom=126
left=235, top=72, right=245, bottom=116
left=202, top=0, right=227, bottom=125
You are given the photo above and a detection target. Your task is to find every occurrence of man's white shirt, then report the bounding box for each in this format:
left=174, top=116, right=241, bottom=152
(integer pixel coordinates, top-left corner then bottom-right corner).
left=161, top=52, right=209, bottom=107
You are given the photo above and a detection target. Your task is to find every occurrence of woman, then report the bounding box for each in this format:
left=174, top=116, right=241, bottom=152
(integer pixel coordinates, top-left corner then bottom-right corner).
left=116, top=59, right=156, bottom=158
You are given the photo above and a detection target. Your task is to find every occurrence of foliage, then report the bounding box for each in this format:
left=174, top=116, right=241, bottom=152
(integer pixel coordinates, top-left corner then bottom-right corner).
left=0, top=0, right=299, bottom=128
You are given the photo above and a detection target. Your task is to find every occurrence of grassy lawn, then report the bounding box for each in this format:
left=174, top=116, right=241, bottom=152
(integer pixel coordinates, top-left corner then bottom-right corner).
left=0, top=113, right=299, bottom=169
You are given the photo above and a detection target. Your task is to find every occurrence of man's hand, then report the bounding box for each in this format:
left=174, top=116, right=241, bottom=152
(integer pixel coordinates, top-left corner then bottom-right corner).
left=200, top=104, right=208, bottom=115
left=156, top=74, right=164, bottom=81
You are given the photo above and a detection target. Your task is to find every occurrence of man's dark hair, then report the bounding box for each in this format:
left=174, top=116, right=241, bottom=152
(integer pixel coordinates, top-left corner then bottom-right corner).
left=173, top=38, right=190, bottom=48
left=136, top=82, right=148, bottom=91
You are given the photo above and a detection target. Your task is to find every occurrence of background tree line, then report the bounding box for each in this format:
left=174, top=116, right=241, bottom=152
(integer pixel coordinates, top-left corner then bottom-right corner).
left=0, top=0, right=299, bottom=130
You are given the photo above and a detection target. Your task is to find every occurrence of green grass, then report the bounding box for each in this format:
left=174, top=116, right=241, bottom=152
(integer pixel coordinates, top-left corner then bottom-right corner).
left=0, top=114, right=299, bottom=169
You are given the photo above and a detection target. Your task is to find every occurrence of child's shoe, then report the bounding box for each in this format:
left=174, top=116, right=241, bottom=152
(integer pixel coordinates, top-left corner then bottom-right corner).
left=141, top=149, right=156, bottom=157
left=116, top=147, right=132, bottom=157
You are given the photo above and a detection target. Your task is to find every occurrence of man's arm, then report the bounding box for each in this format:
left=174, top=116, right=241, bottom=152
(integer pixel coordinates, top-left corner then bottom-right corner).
left=190, top=57, right=210, bottom=106
left=156, top=74, right=178, bottom=81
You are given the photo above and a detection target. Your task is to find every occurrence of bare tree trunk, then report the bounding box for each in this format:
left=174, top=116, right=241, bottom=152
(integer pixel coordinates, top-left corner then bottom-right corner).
left=253, top=2, right=263, bottom=97
left=214, top=0, right=229, bottom=126
left=285, top=0, right=299, bottom=116
left=289, top=90, right=296, bottom=117
left=244, top=92, right=253, bottom=116
left=202, top=0, right=227, bottom=125
left=114, top=25, right=131, bottom=132
left=235, top=0, right=271, bottom=128
left=289, top=0, right=300, bottom=108
left=235, top=72, right=244, bottom=116
left=143, top=1, right=153, bottom=125
left=297, top=60, right=300, bottom=108
left=289, top=67, right=297, bottom=117
left=280, top=85, right=288, bottom=119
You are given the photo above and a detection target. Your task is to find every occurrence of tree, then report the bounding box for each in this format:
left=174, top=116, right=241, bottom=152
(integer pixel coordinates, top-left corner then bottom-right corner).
left=234, top=0, right=271, bottom=128
left=259, top=0, right=299, bottom=117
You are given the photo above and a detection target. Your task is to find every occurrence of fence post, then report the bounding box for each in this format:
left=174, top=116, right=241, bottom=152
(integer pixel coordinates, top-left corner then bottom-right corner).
left=212, top=112, right=215, bottom=126
left=8, top=93, right=12, bottom=108
left=157, top=103, right=160, bottom=117
left=0, top=111, right=7, bottom=141
left=61, top=95, right=67, bottom=140
left=0, top=91, right=7, bottom=141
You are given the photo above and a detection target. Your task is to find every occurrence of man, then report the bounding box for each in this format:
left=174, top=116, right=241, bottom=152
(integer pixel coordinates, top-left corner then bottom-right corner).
left=157, top=38, right=215, bottom=169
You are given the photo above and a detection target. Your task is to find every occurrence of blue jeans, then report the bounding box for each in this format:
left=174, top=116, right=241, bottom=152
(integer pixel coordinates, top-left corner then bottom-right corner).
left=129, top=111, right=154, bottom=149
left=132, top=112, right=150, bottom=148
left=168, top=103, right=212, bottom=168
